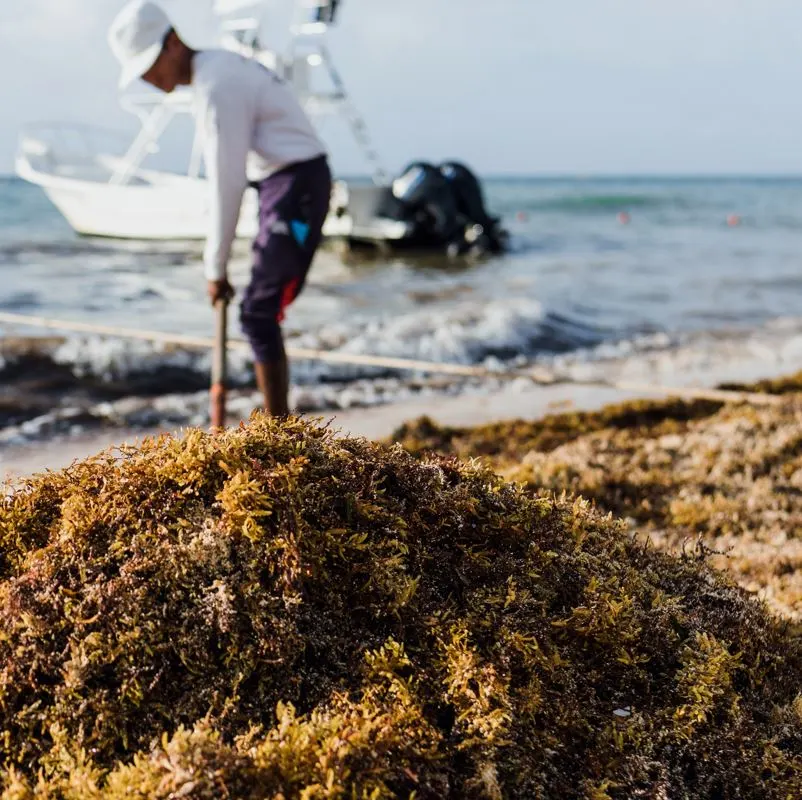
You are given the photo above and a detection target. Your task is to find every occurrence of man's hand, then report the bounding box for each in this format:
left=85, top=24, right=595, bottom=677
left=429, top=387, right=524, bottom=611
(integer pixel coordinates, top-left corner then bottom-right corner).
left=208, top=278, right=235, bottom=307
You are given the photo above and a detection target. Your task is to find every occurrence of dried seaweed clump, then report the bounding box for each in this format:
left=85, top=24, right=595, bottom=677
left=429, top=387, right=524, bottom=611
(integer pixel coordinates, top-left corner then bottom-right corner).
left=719, top=369, right=802, bottom=396
left=393, top=374, right=802, bottom=621
left=392, top=397, right=724, bottom=460
left=1, top=416, right=801, bottom=798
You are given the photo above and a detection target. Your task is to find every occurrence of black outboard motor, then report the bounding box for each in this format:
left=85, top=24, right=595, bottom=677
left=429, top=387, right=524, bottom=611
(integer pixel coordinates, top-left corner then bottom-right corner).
left=390, top=162, right=463, bottom=246
left=383, top=161, right=509, bottom=256
left=439, top=162, right=494, bottom=229
left=439, top=162, right=508, bottom=255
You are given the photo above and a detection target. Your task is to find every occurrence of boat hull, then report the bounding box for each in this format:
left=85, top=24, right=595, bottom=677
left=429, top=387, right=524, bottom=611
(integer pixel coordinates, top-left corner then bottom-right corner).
left=16, top=144, right=504, bottom=255
left=40, top=177, right=259, bottom=242
left=20, top=163, right=410, bottom=245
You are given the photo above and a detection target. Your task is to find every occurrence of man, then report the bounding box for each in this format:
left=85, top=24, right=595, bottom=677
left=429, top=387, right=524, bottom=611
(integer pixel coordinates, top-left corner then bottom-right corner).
left=108, top=1, right=332, bottom=416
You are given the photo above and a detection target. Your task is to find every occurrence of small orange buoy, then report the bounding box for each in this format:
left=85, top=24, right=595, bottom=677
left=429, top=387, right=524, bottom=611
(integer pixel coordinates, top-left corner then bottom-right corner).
left=617, top=212, right=631, bottom=225
left=727, top=214, right=741, bottom=227
left=516, top=211, right=528, bottom=222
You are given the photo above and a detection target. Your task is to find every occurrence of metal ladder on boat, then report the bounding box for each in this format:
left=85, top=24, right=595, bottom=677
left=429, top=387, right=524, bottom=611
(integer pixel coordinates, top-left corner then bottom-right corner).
left=316, top=43, right=388, bottom=186
left=211, top=0, right=389, bottom=186
left=289, top=1, right=388, bottom=186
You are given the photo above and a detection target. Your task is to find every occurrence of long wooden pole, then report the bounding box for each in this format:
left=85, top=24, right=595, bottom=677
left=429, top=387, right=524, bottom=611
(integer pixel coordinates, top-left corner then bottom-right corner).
left=0, top=311, right=787, bottom=408
left=210, top=300, right=228, bottom=430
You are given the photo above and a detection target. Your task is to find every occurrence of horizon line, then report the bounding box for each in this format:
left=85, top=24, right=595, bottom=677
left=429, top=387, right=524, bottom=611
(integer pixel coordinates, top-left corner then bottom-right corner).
left=7, top=170, right=802, bottom=181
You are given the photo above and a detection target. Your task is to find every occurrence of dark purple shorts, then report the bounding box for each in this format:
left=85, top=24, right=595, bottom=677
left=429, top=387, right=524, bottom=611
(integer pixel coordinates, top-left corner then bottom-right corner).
left=240, top=155, right=332, bottom=363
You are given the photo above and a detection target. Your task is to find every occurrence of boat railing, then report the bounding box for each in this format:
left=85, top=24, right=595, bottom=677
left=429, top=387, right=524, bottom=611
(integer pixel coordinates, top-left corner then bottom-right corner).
left=16, top=123, right=135, bottom=182
left=111, top=91, right=199, bottom=186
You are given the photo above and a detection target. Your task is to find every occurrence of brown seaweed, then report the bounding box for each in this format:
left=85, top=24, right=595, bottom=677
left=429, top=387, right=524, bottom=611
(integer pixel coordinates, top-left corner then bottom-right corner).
left=0, top=415, right=799, bottom=798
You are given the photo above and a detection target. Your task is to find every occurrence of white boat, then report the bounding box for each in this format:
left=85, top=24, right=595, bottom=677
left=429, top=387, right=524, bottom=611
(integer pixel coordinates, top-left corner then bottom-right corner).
left=16, top=0, right=508, bottom=255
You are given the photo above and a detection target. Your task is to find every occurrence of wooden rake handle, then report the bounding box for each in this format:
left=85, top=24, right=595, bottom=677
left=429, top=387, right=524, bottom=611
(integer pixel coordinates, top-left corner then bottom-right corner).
left=210, top=298, right=229, bottom=430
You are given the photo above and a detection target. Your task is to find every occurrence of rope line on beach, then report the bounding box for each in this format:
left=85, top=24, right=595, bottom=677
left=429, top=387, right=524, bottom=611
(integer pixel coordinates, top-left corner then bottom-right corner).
left=0, top=311, right=785, bottom=408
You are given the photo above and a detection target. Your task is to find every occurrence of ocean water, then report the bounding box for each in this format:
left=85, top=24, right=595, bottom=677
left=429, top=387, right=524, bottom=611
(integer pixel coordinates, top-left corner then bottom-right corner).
left=3, top=174, right=802, bottom=445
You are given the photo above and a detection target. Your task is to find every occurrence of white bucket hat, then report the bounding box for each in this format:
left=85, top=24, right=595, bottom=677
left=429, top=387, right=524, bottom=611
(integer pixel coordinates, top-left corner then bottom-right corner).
left=108, top=1, right=173, bottom=90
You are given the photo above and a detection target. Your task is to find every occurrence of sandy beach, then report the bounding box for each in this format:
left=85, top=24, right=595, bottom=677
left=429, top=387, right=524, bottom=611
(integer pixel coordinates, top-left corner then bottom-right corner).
left=4, top=343, right=800, bottom=482
left=0, top=382, right=648, bottom=481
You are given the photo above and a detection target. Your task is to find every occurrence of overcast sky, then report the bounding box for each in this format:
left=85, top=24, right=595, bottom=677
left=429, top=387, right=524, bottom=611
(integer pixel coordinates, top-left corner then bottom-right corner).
left=4, top=1, right=802, bottom=177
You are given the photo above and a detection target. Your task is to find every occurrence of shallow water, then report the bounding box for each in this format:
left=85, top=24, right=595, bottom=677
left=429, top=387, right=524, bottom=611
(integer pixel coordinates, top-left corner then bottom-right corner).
left=3, top=175, right=802, bottom=444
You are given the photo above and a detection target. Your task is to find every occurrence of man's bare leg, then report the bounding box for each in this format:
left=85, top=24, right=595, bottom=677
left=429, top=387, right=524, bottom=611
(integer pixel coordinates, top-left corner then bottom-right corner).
left=254, top=344, right=290, bottom=417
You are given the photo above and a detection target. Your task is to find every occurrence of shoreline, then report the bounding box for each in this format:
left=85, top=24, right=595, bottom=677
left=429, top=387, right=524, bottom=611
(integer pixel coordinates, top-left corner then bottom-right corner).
left=1, top=382, right=647, bottom=482
left=4, top=345, right=801, bottom=483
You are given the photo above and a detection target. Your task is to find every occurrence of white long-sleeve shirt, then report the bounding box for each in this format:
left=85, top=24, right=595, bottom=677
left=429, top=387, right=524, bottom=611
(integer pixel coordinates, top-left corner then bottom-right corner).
left=192, top=50, right=327, bottom=281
